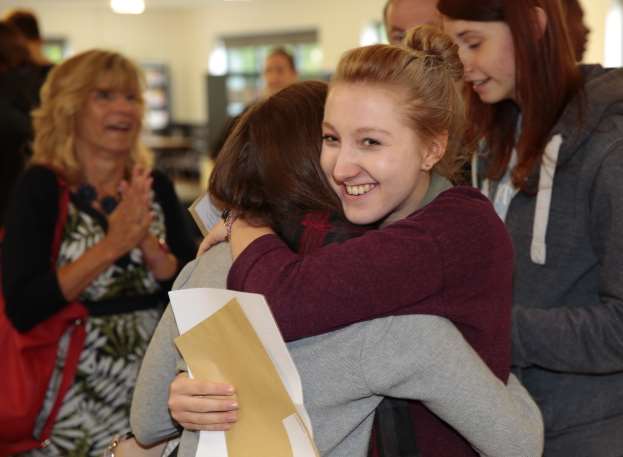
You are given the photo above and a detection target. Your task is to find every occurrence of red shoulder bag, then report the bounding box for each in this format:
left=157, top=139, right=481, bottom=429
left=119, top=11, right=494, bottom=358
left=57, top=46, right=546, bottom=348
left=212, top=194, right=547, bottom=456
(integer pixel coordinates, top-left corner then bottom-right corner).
left=0, top=177, right=88, bottom=456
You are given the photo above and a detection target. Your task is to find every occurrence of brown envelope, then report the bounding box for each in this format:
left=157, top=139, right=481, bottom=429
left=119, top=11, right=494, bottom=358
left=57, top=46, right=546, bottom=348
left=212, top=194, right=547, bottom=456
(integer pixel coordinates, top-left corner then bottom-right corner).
left=174, top=298, right=319, bottom=457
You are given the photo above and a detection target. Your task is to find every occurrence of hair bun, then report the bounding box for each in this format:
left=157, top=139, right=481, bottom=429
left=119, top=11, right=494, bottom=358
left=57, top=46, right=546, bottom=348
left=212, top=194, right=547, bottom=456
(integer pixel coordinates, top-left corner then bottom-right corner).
left=403, top=25, right=464, bottom=81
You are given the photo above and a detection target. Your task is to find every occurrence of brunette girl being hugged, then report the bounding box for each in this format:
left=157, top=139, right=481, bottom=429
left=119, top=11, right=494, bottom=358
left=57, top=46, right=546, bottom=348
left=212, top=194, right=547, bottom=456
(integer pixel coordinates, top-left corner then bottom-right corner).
left=158, top=26, right=543, bottom=457
left=2, top=50, right=195, bottom=456
left=438, top=0, right=623, bottom=455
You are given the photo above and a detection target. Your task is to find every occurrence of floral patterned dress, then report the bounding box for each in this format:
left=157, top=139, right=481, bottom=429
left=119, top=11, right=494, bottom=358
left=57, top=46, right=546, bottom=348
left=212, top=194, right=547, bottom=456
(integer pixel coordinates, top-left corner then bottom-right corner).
left=20, top=199, right=167, bottom=457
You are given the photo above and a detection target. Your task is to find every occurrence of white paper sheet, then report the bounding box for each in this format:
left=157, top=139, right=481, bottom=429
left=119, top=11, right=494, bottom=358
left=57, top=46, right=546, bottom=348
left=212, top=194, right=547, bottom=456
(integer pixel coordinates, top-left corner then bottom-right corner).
left=169, top=287, right=315, bottom=457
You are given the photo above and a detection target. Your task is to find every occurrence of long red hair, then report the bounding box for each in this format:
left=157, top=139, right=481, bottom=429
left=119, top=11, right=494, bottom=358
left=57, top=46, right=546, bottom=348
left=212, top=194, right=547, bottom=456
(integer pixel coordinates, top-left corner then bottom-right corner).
left=438, top=0, right=583, bottom=189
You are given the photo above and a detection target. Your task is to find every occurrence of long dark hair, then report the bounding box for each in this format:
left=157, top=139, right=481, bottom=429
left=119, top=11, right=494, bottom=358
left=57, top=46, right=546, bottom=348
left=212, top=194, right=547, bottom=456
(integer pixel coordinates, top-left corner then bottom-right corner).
left=209, top=80, right=341, bottom=237
left=438, top=0, right=583, bottom=189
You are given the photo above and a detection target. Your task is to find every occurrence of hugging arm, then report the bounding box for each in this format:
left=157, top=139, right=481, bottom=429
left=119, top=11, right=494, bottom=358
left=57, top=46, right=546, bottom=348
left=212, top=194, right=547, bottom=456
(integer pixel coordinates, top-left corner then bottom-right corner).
left=131, top=245, right=237, bottom=447
left=362, top=315, right=544, bottom=457
left=164, top=314, right=544, bottom=456
left=226, top=193, right=509, bottom=342
left=227, top=219, right=443, bottom=341
left=130, top=304, right=184, bottom=444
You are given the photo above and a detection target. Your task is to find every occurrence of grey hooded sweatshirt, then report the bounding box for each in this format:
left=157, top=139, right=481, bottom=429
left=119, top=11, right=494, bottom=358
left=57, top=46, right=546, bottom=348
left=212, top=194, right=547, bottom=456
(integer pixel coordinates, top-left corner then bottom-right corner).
left=475, top=65, right=623, bottom=457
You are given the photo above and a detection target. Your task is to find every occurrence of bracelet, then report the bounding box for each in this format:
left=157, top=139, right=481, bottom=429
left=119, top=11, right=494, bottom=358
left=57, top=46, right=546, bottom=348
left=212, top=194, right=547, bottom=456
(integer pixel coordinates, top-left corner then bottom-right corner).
left=103, top=432, right=134, bottom=457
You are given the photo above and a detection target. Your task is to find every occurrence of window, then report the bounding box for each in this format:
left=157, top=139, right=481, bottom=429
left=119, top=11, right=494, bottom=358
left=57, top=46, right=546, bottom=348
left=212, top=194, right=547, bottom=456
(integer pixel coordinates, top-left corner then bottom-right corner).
left=42, top=38, right=68, bottom=63
left=206, top=30, right=326, bottom=154
left=214, top=30, right=325, bottom=116
left=224, top=30, right=322, bottom=75
left=605, top=0, right=623, bottom=67
left=360, top=21, right=387, bottom=46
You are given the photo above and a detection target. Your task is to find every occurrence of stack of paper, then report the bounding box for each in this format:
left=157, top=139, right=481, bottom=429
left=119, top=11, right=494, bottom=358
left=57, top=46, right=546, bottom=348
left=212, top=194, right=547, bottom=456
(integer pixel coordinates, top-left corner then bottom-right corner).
left=170, top=288, right=319, bottom=457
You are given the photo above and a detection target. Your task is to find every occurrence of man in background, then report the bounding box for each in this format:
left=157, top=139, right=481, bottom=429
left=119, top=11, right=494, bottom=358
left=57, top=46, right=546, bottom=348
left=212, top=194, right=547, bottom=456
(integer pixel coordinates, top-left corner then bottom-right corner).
left=562, top=0, right=590, bottom=61
left=262, top=47, right=298, bottom=97
left=384, top=0, right=441, bottom=45
left=0, top=21, right=40, bottom=229
left=4, top=9, right=53, bottom=77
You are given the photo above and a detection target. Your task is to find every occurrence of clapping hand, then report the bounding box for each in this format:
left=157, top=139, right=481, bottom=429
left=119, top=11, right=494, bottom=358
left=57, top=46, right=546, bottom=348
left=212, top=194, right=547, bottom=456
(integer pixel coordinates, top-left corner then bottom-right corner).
left=106, top=166, right=153, bottom=259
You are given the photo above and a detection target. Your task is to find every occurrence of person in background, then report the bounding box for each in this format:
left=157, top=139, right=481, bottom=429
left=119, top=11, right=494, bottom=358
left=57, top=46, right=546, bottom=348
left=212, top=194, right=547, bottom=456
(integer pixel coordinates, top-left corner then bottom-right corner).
left=384, top=0, right=441, bottom=44
left=562, top=0, right=590, bottom=61
left=4, top=9, right=53, bottom=80
left=197, top=46, right=298, bottom=231
left=2, top=49, right=195, bottom=456
left=440, top=0, right=623, bottom=455
left=0, top=21, right=40, bottom=229
left=262, top=47, right=298, bottom=97
left=132, top=79, right=543, bottom=457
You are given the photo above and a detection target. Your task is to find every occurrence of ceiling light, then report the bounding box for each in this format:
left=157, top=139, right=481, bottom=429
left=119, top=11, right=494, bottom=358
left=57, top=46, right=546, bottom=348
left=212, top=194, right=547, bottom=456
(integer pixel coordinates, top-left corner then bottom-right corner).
left=110, top=0, right=145, bottom=15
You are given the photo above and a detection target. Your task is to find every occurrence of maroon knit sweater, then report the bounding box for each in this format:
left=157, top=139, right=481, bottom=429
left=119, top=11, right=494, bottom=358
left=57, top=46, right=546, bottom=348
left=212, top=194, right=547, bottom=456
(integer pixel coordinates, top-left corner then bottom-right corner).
left=228, top=187, right=514, bottom=457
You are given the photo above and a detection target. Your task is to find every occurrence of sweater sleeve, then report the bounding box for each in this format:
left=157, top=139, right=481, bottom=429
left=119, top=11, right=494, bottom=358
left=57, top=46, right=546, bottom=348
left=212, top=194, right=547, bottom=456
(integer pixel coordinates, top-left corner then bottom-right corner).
left=227, top=217, right=444, bottom=341
left=512, top=144, right=623, bottom=373
left=227, top=189, right=508, bottom=342
left=361, top=315, right=544, bottom=457
left=2, top=166, right=69, bottom=332
left=130, top=256, right=200, bottom=445
left=131, top=304, right=183, bottom=444
left=131, top=244, right=231, bottom=450
left=151, top=170, right=197, bottom=267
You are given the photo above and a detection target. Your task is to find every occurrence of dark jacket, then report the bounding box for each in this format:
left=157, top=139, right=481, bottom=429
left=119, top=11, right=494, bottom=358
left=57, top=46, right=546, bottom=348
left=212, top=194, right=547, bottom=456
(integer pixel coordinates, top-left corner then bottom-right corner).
left=476, top=65, right=623, bottom=457
left=0, top=64, right=41, bottom=225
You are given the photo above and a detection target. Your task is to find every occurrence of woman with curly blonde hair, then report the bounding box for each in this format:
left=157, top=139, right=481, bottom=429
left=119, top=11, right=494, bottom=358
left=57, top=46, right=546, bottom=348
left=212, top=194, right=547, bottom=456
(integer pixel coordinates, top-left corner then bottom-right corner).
left=2, top=49, right=195, bottom=456
left=30, top=50, right=152, bottom=184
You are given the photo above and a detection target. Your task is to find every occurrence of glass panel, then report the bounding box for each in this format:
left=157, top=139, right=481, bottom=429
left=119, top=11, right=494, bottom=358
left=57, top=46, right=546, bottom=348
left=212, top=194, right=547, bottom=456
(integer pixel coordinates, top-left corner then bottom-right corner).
left=226, top=75, right=247, bottom=92
left=224, top=32, right=321, bottom=74
left=228, top=46, right=258, bottom=73
left=42, top=39, right=67, bottom=63
left=297, top=43, right=322, bottom=73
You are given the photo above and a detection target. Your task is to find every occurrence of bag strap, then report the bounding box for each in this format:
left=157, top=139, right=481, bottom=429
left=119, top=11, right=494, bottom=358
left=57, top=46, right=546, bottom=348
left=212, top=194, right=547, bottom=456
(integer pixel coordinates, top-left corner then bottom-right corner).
left=51, top=176, right=70, bottom=265
left=38, top=174, right=89, bottom=444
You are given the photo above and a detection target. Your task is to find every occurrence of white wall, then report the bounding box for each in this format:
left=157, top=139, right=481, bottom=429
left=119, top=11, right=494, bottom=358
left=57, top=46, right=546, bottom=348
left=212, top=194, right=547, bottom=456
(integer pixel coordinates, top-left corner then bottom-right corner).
left=581, top=0, right=613, bottom=64
left=2, top=0, right=613, bottom=123
left=4, top=0, right=385, bottom=123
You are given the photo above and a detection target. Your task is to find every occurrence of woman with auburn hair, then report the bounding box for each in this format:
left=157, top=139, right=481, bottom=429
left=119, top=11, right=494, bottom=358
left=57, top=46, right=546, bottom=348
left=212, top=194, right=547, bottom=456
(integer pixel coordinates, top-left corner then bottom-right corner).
left=438, top=0, right=623, bottom=455
left=2, top=49, right=195, bottom=456
left=157, top=27, right=544, bottom=457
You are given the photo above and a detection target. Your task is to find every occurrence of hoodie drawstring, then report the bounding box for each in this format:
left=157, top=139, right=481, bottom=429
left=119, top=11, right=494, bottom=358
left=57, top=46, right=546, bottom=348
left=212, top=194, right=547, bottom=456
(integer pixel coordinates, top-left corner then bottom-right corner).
left=530, top=134, right=563, bottom=265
